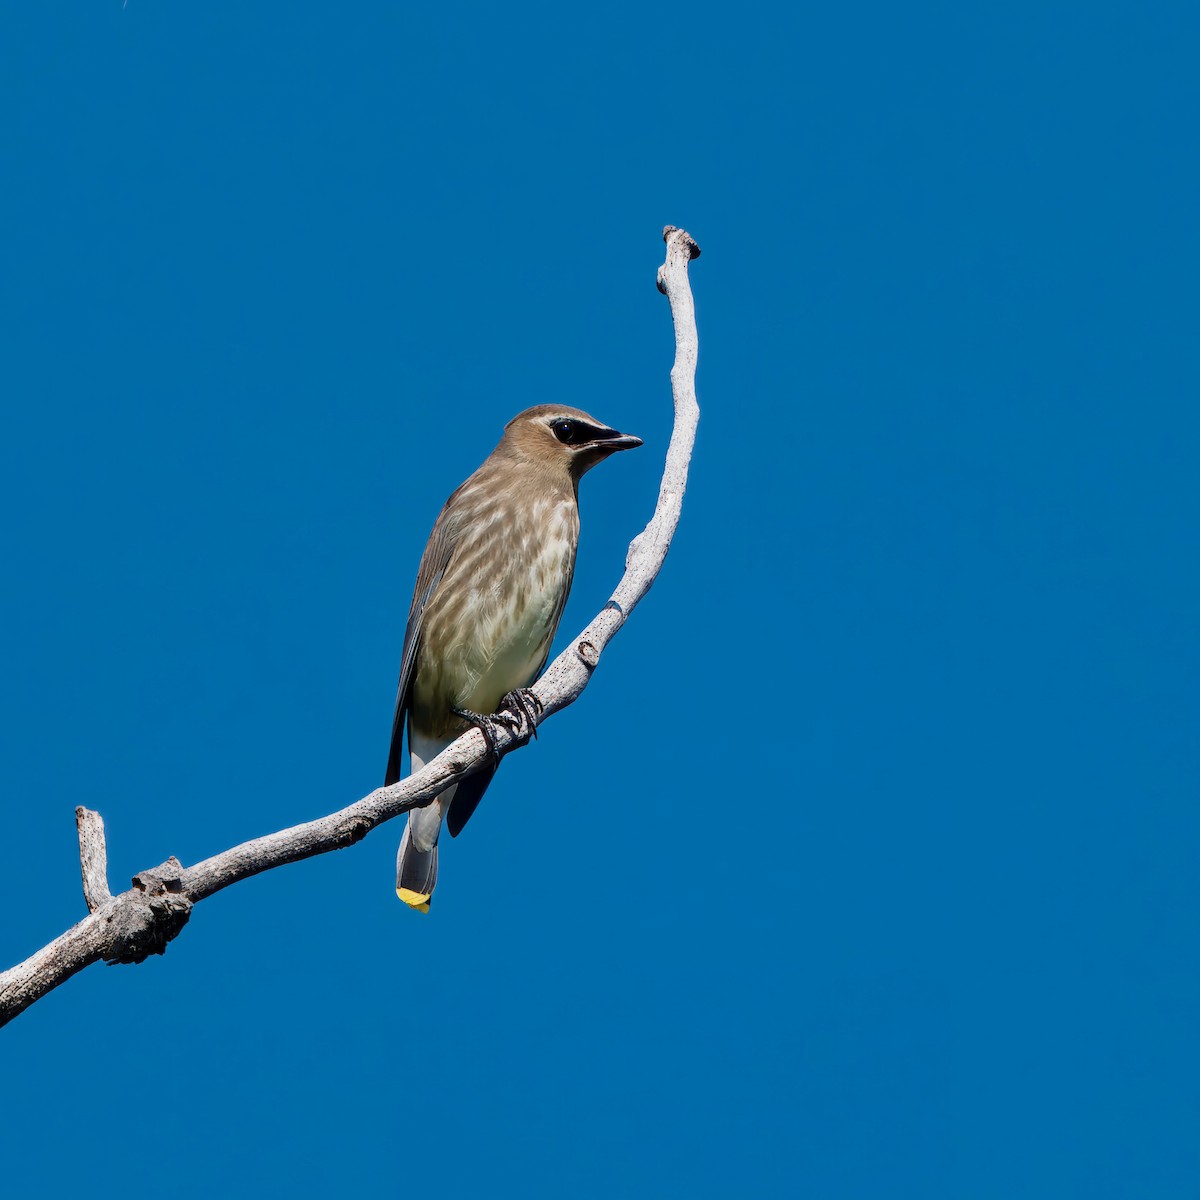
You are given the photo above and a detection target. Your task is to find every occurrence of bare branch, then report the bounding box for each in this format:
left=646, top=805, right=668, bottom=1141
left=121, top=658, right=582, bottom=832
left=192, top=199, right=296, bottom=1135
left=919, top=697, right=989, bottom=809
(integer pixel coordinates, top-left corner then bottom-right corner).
left=0, top=227, right=702, bottom=1029
left=534, top=225, right=701, bottom=713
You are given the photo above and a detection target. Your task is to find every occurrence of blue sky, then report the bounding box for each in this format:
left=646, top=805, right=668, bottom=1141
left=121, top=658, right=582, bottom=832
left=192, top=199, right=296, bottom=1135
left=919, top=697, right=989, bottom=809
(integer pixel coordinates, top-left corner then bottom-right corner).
left=1, top=3, right=1196, bottom=1196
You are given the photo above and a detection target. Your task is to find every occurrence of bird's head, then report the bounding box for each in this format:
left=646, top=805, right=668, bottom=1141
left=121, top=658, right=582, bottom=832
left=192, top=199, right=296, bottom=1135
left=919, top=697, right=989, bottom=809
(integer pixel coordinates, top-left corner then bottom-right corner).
left=501, top=405, right=643, bottom=480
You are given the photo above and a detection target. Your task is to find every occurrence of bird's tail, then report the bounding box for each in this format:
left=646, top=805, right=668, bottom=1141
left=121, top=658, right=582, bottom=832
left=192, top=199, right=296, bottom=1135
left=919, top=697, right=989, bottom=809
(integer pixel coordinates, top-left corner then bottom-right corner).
left=396, top=822, right=437, bottom=912
left=395, top=797, right=447, bottom=913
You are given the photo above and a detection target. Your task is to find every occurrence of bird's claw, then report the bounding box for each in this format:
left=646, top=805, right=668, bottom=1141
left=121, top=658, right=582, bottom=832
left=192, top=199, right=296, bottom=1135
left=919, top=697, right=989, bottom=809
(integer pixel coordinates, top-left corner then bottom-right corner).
left=498, top=688, right=543, bottom=745
left=452, top=689, right=542, bottom=766
left=451, top=707, right=505, bottom=766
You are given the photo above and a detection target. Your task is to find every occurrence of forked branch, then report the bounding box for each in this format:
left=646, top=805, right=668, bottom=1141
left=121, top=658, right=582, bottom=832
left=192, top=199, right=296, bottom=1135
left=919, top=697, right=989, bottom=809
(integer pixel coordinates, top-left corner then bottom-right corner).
left=0, top=226, right=701, bottom=1028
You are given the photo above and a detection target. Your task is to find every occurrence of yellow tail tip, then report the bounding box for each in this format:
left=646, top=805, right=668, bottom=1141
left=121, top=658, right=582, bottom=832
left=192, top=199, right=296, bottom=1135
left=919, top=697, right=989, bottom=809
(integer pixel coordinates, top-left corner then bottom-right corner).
left=397, top=887, right=431, bottom=913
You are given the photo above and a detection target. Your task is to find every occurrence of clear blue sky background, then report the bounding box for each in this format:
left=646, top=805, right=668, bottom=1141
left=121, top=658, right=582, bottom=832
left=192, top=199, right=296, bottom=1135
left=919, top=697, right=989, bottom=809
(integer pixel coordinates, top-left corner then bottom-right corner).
left=1, top=3, right=1196, bottom=1196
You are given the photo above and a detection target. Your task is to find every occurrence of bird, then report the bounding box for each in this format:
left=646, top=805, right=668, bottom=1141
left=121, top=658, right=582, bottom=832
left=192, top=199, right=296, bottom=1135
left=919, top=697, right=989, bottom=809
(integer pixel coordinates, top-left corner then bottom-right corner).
left=385, top=404, right=643, bottom=911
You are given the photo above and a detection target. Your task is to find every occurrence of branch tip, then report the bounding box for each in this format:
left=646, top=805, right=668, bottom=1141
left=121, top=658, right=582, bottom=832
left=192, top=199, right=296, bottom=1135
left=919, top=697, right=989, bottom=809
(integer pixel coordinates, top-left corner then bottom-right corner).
left=662, top=225, right=701, bottom=259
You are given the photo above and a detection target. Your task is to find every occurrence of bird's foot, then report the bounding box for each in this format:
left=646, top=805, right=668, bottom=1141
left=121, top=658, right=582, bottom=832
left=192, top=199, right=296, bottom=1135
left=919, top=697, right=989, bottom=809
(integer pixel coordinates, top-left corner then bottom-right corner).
left=498, top=687, right=543, bottom=746
left=452, top=690, right=542, bottom=765
left=451, top=707, right=506, bottom=766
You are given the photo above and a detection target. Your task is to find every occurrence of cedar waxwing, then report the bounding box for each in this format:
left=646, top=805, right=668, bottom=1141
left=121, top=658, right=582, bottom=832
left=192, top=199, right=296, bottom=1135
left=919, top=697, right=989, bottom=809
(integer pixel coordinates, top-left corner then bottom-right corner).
left=385, top=405, right=643, bottom=911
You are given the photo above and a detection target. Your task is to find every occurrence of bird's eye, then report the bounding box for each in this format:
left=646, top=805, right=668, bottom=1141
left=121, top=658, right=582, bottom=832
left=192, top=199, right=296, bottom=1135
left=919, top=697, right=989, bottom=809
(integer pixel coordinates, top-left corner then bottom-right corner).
left=551, top=419, right=580, bottom=444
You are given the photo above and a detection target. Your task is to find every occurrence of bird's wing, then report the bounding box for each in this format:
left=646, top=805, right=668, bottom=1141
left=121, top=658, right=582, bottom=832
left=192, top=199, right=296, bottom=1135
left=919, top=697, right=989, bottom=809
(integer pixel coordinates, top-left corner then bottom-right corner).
left=384, top=510, right=459, bottom=786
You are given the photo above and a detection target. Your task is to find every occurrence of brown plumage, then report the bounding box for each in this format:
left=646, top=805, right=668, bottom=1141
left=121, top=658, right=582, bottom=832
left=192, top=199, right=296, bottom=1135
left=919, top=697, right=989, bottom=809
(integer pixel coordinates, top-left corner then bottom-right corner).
left=386, top=404, right=642, bottom=911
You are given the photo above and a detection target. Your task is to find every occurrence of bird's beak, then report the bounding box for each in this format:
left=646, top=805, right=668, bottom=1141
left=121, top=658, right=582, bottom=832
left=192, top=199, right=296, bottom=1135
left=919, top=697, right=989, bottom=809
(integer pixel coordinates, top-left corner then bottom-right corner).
left=591, top=429, right=644, bottom=453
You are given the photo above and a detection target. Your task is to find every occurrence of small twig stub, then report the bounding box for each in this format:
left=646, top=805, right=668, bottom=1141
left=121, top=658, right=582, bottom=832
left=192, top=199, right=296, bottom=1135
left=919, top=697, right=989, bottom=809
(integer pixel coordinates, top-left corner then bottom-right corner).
left=76, top=807, right=112, bottom=913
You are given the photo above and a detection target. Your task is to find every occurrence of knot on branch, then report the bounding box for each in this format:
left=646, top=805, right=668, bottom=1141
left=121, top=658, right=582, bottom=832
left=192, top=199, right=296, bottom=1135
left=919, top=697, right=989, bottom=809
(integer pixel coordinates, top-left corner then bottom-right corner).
left=336, top=815, right=374, bottom=846
left=133, top=856, right=185, bottom=894
left=105, top=892, right=193, bottom=965
left=105, top=858, right=193, bottom=966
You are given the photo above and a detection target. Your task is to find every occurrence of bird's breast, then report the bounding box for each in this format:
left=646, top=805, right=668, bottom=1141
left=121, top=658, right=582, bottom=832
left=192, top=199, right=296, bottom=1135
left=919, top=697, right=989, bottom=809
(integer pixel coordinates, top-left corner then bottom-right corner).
left=414, top=492, right=579, bottom=734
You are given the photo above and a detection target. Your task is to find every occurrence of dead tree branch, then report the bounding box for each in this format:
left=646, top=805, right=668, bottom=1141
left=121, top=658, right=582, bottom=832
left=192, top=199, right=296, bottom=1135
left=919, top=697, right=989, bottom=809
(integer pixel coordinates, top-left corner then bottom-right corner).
left=0, top=226, right=701, bottom=1029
